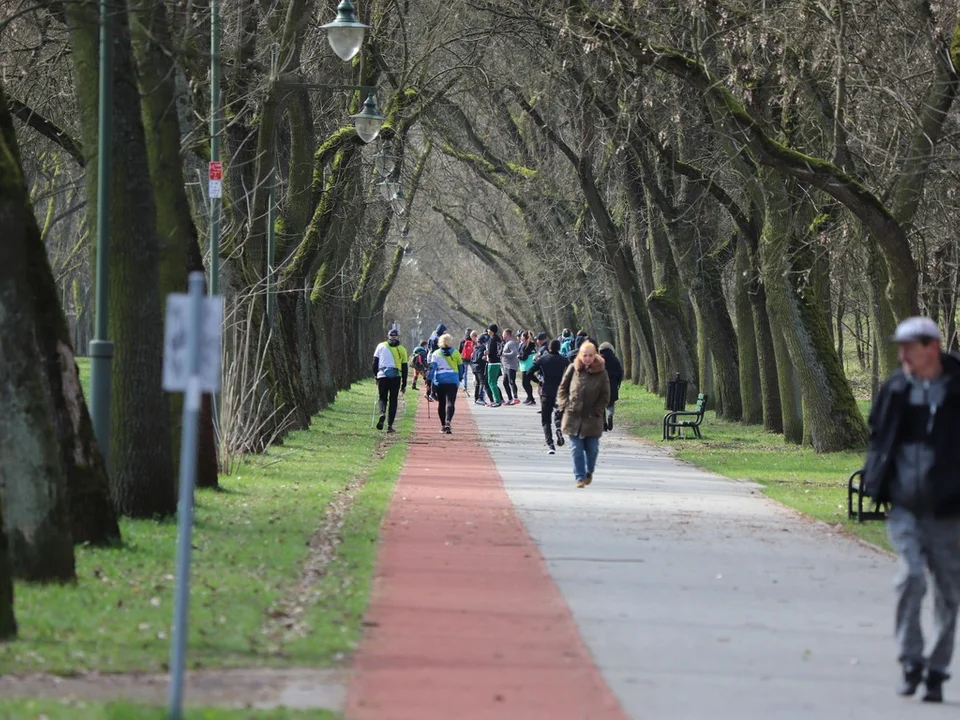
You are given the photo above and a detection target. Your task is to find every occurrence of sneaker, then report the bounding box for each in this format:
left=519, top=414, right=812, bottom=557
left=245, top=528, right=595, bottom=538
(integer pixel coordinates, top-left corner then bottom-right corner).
left=923, top=670, right=948, bottom=703
left=444, top=424, right=452, bottom=434
left=387, top=426, right=396, bottom=434
left=376, top=414, right=385, bottom=431
left=511, top=398, right=522, bottom=406
left=474, top=399, right=485, bottom=406
left=525, top=399, right=537, bottom=406
left=547, top=448, right=555, bottom=455
left=491, top=402, right=502, bottom=408
left=584, top=473, right=593, bottom=486
left=898, top=663, right=924, bottom=697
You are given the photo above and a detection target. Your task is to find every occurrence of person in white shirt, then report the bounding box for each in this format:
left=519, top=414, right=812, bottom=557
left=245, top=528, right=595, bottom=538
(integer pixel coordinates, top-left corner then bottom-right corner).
left=371, top=326, right=408, bottom=433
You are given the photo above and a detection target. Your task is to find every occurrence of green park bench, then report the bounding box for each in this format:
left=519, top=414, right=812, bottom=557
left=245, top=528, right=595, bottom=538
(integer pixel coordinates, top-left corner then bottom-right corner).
left=846, top=468, right=889, bottom=522
left=662, top=393, right=708, bottom=440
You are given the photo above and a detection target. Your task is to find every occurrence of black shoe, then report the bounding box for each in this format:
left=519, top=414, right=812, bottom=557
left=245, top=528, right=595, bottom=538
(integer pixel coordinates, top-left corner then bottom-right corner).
left=898, top=663, right=925, bottom=697
left=443, top=424, right=452, bottom=434
left=376, top=414, right=385, bottom=431
left=607, top=417, right=614, bottom=431
left=387, top=426, right=396, bottom=434
left=923, top=670, right=949, bottom=703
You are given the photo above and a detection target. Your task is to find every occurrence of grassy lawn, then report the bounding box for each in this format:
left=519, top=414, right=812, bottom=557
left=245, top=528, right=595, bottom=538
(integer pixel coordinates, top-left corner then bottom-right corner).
left=0, top=377, right=412, bottom=675
left=617, top=384, right=890, bottom=550
left=0, top=699, right=334, bottom=720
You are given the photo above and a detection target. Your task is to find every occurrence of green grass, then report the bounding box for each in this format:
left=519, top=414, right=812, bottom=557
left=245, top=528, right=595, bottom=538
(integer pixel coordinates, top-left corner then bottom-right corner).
left=0, top=699, right=334, bottom=720
left=617, top=384, right=890, bottom=550
left=76, top=356, right=91, bottom=393
left=0, top=381, right=412, bottom=675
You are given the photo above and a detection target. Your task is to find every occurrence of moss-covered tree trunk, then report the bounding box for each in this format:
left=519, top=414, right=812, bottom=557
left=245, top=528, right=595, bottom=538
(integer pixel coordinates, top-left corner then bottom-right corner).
left=130, top=0, right=218, bottom=488
left=0, top=84, right=77, bottom=582
left=0, top=490, right=15, bottom=639
left=761, top=175, right=867, bottom=452
left=66, top=0, right=175, bottom=515
left=733, top=240, right=763, bottom=424
left=748, top=272, right=783, bottom=434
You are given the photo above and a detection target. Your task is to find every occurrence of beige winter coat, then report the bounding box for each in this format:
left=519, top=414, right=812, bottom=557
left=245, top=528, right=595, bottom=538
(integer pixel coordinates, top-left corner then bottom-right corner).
left=557, top=355, right=611, bottom=438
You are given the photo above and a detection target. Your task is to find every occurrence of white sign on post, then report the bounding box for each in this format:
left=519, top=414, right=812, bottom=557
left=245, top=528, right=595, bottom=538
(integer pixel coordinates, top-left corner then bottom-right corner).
left=208, top=161, right=223, bottom=199
left=162, top=294, right=223, bottom=393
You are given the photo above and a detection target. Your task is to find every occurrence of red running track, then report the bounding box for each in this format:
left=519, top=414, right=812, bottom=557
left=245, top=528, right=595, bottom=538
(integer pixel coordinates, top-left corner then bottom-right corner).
left=346, top=396, right=627, bottom=720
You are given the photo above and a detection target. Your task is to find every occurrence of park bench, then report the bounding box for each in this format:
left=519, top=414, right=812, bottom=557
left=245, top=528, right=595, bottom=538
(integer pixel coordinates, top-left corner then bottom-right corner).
left=846, top=468, right=889, bottom=522
left=662, top=393, right=708, bottom=440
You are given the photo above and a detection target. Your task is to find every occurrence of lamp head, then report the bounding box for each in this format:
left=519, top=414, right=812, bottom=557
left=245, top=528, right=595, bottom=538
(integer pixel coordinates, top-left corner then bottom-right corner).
left=321, top=0, right=369, bottom=61
left=351, top=94, right=385, bottom=143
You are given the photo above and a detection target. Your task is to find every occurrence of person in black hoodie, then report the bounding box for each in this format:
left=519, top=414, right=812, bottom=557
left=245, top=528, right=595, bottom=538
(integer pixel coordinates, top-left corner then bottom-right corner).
left=599, top=342, right=624, bottom=431
left=863, top=317, right=960, bottom=703
left=533, top=339, right=570, bottom=454
left=485, top=323, right=505, bottom=407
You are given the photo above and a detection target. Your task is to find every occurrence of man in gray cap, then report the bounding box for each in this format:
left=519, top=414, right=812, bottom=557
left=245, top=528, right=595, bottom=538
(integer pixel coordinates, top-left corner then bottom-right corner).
left=864, top=316, right=960, bottom=702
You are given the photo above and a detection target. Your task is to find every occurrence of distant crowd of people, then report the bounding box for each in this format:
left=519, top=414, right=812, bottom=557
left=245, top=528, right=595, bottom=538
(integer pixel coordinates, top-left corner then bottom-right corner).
left=373, top=323, right=623, bottom=489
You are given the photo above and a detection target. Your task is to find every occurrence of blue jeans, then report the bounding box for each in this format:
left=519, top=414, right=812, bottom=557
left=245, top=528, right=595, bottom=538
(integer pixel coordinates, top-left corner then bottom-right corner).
left=568, top=434, right=600, bottom=480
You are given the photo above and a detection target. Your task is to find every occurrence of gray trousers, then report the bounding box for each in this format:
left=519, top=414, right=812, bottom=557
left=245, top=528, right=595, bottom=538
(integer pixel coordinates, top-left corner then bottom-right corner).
left=887, top=507, right=960, bottom=673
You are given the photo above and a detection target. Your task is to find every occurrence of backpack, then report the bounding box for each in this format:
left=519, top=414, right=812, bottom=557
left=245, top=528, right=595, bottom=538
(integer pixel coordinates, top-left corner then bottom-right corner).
left=412, top=347, right=427, bottom=370
left=462, top=339, right=475, bottom=361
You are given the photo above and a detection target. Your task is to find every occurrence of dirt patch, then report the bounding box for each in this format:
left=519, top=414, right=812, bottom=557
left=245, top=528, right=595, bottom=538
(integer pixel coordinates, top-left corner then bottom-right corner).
left=0, top=667, right=346, bottom=710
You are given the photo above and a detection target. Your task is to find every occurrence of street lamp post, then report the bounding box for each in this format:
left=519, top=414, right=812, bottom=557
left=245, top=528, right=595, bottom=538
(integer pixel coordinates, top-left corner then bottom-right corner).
left=89, top=0, right=116, bottom=469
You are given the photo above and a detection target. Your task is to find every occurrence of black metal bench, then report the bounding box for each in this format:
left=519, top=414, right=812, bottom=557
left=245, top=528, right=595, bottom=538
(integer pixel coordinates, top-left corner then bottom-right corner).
left=846, top=468, right=889, bottom=522
left=663, top=393, right=708, bottom=440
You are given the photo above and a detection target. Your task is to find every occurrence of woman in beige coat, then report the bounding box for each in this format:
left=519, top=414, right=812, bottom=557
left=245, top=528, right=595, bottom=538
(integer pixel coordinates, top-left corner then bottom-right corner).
left=557, top=342, right=611, bottom=488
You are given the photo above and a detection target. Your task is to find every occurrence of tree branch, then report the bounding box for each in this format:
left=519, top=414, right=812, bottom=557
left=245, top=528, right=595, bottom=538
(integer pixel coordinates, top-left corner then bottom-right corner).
left=7, top=97, right=84, bottom=167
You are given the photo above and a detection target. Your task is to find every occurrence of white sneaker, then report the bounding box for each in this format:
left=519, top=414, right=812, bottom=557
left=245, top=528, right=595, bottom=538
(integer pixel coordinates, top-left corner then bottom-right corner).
left=547, top=448, right=555, bottom=455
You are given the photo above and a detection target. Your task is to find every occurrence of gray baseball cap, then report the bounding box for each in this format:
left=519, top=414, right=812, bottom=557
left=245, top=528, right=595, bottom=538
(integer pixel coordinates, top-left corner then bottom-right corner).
left=890, top=317, right=942, bottom=343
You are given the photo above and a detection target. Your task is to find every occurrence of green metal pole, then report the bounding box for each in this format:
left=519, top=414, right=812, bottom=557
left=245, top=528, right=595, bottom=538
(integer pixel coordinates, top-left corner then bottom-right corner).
left=267, top=164, right=276, bottom=330
left=209, top=0, right=222, bottom=423
left=266, top=45, right=277, bottom=331
left=89, top=0, right=115, bottom=470
left=209, top=0, right=221, bottom=299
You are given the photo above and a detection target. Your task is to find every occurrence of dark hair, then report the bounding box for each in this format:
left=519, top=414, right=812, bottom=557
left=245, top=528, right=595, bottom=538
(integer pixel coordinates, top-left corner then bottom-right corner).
left=549, top=339, right=561, bottom=353
left=419, top=340, right=427, bottom=347
left=576, top=329, right=588, bottom=337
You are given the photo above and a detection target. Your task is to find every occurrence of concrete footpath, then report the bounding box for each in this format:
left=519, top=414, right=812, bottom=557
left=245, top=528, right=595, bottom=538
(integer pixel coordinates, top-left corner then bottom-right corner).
left=470, top=400, right=958, bottom=719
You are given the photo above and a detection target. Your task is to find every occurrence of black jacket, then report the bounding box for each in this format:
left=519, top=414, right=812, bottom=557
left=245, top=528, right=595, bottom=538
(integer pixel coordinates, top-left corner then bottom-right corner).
left=599, top=348, right=624, bottom=404
left=533, top=351, right=570, bottom=397
left=864, top=352, right=960, bottom=518
left=486, top=334, right=503, bottom=364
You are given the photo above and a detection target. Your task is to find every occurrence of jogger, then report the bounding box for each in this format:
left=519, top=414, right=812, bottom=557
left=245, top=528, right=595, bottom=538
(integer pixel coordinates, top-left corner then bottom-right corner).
left=485, top=324, right=505, bottom=407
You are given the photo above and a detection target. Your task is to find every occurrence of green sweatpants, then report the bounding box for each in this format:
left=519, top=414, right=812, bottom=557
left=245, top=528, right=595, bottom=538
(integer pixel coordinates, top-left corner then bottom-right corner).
left=486, top=363, right=503, bottom=404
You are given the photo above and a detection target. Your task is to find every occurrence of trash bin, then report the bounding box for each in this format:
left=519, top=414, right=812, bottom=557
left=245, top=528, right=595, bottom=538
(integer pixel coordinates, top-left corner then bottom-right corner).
left=665, top=373, right=687, bottom=412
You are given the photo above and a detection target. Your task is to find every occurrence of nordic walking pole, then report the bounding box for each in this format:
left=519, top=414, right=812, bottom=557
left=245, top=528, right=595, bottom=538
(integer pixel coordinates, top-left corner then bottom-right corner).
left=371, top=390, right=379, bottom=428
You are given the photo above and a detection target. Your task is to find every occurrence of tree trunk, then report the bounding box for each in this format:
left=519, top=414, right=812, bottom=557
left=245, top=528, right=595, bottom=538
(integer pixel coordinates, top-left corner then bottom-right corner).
left=0, top=84, right=77, bottom=581
left=130, top=0, right=218, bottom=488
left=749, top=279, right=783, bottom=434
left=761, top=175, right=867, bottom=452
left=0, top=490, right=15, bottom=639
left=66, top=0, right=175, bottom=516
left=733, top=240, right=763, bottom=424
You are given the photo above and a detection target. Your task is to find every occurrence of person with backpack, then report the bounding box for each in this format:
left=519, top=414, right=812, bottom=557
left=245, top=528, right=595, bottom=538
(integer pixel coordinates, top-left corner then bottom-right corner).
left=410, top=340, right=428, bottom=391
left=428, top=333, right=465, bottom=434
left=485, top=324, right=505, bottom=407
left=459, top=330, right=476, bottom=392
left=371, top=325, right=408, bottom=434
left=559, top=329, right=574, bottom=357
left=599, top=342, right=624, bottom=431
left=533, top=339, right=570, bottom=454
left=518, top=331, right=539, bottom=405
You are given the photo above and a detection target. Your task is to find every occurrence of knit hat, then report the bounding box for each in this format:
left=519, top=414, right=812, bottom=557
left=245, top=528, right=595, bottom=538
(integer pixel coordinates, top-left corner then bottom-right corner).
left=488, top=323, right=499, bottom=335
left=599, top=341, right=614, bottom=353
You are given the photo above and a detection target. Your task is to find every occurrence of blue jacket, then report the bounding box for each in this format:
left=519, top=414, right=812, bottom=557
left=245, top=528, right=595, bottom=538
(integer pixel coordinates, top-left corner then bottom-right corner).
left=429, top=348, right=464, bottom=386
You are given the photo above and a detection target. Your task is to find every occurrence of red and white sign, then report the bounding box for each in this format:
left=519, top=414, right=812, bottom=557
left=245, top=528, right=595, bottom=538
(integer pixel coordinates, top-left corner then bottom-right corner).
left=208, top=161, right=223, bottom=181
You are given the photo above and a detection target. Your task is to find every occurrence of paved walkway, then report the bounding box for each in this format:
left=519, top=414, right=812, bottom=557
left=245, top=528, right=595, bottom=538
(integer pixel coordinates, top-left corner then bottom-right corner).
left=348, top=392, right=958, bottom=718
left=346, top=395, right=626, bottom=719
left=470, top=400, right=957, bottom=718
